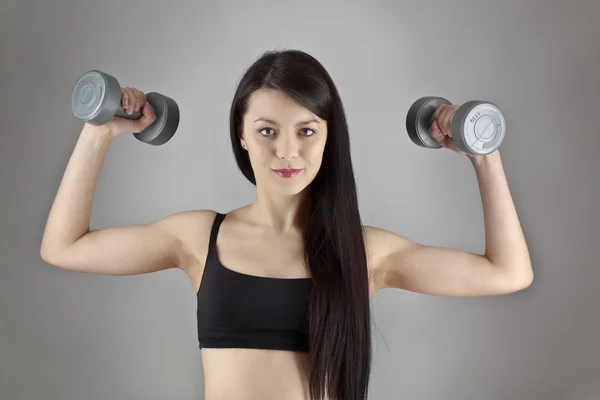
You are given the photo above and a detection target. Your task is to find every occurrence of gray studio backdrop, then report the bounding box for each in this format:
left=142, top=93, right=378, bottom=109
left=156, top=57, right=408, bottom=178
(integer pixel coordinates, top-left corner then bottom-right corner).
left=1, top=1, right=599, bottom=399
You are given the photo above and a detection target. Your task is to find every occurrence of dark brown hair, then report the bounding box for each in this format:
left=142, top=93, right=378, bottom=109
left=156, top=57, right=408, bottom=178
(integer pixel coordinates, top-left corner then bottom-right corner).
left=229, top=49, right=372, bottom=400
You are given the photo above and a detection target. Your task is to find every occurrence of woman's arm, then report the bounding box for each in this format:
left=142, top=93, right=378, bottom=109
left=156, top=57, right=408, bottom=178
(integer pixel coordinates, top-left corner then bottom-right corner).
left=40, top=124, right=186, bottom=275
left=365, top=104, right=533, bottom=297
left=470, top=151, right=532, bottom=283
left=366, top=151, right=533, bottom=297
left=40, top=92, right=215, bottom=278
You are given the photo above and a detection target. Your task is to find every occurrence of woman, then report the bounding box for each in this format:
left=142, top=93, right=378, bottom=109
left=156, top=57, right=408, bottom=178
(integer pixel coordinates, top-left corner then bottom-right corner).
left=40, top=49, right=533, bottom=400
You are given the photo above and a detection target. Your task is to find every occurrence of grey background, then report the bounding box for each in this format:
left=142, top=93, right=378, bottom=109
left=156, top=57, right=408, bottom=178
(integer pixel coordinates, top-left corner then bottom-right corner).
left=1, top=0, right=599, bottom=399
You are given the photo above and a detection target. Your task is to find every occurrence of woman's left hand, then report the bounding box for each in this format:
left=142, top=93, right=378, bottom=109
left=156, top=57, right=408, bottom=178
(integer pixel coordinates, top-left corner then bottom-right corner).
left=429, top=104, right=464, bottom=155
left=430, top=103, right=498, bottom=162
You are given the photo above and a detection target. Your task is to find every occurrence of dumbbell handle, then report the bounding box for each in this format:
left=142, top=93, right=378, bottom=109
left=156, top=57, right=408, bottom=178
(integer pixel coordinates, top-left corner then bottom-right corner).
left=114, top=102, right=155, bottom=120
left=428, top=99, right=453, bottom=128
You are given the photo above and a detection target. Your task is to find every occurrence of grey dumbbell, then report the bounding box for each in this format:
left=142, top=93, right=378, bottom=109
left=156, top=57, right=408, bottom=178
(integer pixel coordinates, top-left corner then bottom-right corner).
left=405, top=96, right=506, bottom=155
left=71, top=70, right=180, bottom=146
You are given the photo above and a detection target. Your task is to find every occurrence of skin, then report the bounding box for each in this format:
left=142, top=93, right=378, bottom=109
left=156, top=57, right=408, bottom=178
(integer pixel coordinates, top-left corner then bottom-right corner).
left=41, top=87, right=533, bottom=400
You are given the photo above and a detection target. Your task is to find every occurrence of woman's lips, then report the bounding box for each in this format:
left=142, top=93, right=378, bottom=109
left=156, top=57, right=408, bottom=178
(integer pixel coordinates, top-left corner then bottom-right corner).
left=273, top=169, right=302, bottom=178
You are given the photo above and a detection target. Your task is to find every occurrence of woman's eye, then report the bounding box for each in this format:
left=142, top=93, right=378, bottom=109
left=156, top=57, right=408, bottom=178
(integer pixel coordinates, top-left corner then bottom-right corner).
left=258, top=128, right=316, bottom=137
left=259, top=128, right=275, bottom=136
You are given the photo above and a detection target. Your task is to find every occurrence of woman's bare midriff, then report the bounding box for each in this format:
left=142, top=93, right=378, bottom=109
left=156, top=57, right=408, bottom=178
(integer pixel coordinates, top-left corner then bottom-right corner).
left=201, top=348, right=312, bottom=400
left=187, top=208, right=377, bottom=400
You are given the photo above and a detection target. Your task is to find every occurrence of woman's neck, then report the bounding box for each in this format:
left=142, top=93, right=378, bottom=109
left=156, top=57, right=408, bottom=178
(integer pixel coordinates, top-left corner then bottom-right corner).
left=248, top=189, right=311, bottom=232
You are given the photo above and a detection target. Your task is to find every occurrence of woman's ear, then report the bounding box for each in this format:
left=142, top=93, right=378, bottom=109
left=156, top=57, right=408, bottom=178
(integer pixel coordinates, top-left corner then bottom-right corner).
left=238, top=126, right=247, bottom=150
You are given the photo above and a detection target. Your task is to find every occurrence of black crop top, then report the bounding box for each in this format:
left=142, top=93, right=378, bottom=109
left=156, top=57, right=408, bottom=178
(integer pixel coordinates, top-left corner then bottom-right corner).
left=196, top=213, right=312, bottom=352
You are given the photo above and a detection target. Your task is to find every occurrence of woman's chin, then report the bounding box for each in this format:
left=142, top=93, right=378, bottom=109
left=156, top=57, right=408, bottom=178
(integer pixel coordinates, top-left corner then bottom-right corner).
left=271, top=183, right=309, bottom=197
left=268, top=177, right=312, bottom=197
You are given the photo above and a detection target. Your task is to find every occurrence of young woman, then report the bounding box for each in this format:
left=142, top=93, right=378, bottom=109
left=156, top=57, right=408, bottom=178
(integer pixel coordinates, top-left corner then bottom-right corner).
left=40, top=49, right=533, bottom=400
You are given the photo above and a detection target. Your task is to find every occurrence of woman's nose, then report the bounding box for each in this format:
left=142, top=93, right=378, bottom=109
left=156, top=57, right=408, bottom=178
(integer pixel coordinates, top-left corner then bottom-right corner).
left=275, top=135, right=299, bottom=160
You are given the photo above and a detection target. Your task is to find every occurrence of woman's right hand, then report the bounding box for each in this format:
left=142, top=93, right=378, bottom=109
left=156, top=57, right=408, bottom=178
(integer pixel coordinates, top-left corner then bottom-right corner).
left=86, top=87, right=157, bottom=137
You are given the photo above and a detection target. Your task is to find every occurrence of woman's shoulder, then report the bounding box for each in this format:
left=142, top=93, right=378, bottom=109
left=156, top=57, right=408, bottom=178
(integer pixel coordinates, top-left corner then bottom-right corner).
left=164, top=207, right=243, bottom=249
left=153, top=209, right=219, bottom=252
left=157, top=209, right=219, bottom=280
left=161, top=209, right=218, bottom=232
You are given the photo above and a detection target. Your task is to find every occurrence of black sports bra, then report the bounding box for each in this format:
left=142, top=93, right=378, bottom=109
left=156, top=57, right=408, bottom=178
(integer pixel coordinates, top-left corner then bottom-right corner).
left=196, top=212, right=312, bottom=352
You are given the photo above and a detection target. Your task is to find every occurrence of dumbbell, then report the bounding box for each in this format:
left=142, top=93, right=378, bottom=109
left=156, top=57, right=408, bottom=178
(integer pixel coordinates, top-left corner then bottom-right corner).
left=71, top=70, right=180, bottom=146
left=405, top=96, right=506, bottom=155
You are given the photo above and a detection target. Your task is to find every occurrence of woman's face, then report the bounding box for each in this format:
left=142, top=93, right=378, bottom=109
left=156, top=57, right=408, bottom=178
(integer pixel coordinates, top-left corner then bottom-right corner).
left=240, top=89, right=328, bottom=196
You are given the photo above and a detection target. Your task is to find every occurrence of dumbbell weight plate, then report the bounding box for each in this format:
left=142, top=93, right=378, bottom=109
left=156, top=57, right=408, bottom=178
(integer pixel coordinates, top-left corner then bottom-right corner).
left=134, top=92, right=180, bottom=146
left=405, top=96, right=452, bottom=149
left=451, top=101, right=506, bottom=155
left=71, top=70, right=122, bottom=125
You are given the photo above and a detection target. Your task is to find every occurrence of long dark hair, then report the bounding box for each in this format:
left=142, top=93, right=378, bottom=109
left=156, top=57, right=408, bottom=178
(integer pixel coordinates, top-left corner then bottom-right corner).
left=229, top=49, right=372, bottom=400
